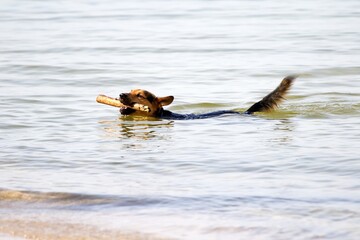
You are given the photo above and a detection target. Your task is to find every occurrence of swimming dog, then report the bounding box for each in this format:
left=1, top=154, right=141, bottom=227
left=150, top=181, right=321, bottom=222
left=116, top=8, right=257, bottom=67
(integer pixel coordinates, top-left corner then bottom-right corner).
left=119, top=75, right=296, bottom=120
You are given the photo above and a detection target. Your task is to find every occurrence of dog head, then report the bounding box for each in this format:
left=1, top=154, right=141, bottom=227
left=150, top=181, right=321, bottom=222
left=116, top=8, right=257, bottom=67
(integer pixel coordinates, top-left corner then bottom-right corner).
left=119, top=89, right=174, bottom=117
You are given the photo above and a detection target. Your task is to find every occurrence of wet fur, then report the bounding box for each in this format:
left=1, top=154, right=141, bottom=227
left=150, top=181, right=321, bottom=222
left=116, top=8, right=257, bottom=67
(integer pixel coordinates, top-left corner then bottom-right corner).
left=119, top=76, right=296, bottom=120
left=245, top=75, right=296, bottom=114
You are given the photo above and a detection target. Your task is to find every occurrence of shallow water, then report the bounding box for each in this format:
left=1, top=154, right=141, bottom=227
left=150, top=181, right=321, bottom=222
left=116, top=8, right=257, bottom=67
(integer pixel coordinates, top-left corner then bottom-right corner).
left=1, top=0, right=360, bottom=239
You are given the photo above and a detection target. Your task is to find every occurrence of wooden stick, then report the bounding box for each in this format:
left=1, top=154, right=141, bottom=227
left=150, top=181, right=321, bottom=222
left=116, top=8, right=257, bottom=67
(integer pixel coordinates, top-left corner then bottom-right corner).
left=96, top=95, right=123, bottom=108
left=96, top=94, right=150, bottom=112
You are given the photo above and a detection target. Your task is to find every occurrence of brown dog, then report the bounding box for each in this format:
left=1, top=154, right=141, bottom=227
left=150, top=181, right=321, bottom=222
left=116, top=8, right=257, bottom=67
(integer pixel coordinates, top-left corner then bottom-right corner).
left=119, top=76, right=296, bottom=120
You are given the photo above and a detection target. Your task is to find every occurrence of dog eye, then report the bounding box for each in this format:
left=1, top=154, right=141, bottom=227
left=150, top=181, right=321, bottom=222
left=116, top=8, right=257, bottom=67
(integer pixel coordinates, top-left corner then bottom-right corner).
left=137, top=94, right=144, bottom=99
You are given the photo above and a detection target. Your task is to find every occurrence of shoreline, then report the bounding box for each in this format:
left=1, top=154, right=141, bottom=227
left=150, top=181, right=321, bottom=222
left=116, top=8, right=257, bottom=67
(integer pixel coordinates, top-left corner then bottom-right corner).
left=0, top=189, right=169, bottom=240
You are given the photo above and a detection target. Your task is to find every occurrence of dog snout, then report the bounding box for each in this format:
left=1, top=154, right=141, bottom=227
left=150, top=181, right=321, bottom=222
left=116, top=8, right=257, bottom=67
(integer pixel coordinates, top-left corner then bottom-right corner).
left=120, top=93, right=128, bottom=100
left=119, top=93, right=133, bottom=105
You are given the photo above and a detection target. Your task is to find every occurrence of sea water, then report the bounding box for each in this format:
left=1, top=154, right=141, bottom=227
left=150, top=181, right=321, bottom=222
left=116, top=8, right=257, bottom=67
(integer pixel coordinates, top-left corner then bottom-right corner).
left=0, top=0, right=360, bottom=239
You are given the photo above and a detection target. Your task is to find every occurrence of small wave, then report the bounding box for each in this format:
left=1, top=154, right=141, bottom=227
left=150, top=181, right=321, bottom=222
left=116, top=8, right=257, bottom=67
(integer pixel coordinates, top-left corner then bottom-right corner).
left=0, top=189, right=168, bottom=210
left=302, top=66, right=360, bottom=77
left=169, top=100, right=360, bottom=119
left=0, top=189, right=98, bottom=203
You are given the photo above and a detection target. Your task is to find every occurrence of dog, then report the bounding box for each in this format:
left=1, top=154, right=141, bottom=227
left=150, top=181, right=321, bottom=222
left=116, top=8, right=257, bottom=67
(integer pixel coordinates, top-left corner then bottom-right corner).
left=119, top=75, right=296, bottom=120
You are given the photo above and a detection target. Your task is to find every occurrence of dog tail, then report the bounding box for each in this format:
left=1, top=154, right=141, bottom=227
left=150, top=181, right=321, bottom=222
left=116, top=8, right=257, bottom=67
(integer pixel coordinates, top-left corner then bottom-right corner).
left=245, top=75, right=296, bottom=114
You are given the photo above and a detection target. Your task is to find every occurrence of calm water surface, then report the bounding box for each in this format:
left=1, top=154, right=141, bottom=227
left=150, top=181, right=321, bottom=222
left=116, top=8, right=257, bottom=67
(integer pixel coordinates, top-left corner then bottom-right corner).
left=1, top=0, right=360, bottom=239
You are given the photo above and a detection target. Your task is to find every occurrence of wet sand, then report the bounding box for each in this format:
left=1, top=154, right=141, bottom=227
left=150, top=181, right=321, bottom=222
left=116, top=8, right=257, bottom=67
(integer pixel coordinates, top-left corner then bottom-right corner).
left=0, top=219, right=165, bottom=240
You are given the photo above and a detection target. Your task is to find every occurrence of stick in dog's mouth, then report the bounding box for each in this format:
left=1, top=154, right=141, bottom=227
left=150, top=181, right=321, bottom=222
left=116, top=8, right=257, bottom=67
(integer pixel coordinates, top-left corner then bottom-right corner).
left=121, top=103, right=150, bottom=113
left=132, top=103, right=150, bottom=112
left=96, top=94, right=150, bottom=112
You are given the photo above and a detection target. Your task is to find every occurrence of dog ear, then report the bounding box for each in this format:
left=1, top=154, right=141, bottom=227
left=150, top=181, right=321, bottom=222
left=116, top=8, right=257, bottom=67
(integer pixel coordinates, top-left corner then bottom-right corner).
left=157, top=96, right=174, bottom=106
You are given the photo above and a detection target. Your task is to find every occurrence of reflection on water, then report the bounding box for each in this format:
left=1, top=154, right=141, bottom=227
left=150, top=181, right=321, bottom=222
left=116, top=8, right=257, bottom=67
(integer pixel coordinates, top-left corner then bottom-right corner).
left=99, top=117, right=174, bottom=150
left=270, top=119, right=295, bottom=145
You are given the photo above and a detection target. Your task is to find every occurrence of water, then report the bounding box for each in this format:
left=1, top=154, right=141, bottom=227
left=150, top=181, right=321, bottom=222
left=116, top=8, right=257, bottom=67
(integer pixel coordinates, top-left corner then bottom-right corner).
left=1, top=0, right=360, bottom=239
